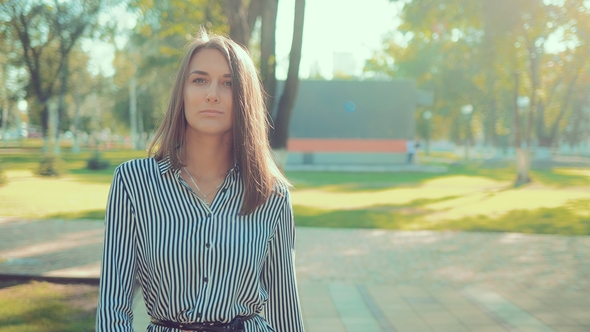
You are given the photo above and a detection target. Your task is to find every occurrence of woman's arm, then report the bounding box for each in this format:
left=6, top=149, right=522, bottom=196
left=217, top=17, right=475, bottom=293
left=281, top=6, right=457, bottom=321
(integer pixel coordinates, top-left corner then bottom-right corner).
left=262, top=190, right=305, bottom=332
left=96, top=165, right=138, bottom=331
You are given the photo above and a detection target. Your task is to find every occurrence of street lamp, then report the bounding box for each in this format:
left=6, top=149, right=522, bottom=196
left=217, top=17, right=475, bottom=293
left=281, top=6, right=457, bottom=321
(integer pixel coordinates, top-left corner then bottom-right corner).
left=423, top=110, right=432, bottom=155
left=461, top=104, right=473, bottom=161
left=516, top=96, right=530, bottom=149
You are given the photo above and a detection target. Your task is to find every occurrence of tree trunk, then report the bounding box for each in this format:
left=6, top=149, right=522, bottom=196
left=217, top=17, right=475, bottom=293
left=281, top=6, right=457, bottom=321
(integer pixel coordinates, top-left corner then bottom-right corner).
left=270, top=0, right=305, bottom=160
left=260, top=0, right=278, bottom=116
left=1, top=102, right=7, bottom=148
left=547, top=72, right=579, bottom=147
left=535, top=100, right=551, bottom=147
left=224, top=0, right=262, bottom=47
left=513, top=71, right=531, bottom=185
left=515, top=147, right=531, bottom=185
left=54, top=59, right=69, bottom=155
left=481, top=14, right=498, bottom=149
left=525, top=45, right=539, bottom=151
left=47, top=98, right=59, bottom=156
left=41, top=101, right=50, bottom=152
left=129, top=77, right=138, bottom=150
left=138, top=103, right=144, bottom=150
left=72, top=93, right=81, bottom=153
left=1, top=64, right=8, bottom=147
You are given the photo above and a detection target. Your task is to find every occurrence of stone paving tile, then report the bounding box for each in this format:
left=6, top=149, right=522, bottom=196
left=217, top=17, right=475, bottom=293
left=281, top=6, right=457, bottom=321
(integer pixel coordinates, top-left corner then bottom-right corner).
left=429, top=323, right=471, bottom=332
left=365, top=285, right=434, bottom=331
left=560, top=309, right=590, bottom=326
left=550, top=326, right=590, bottom=332
left=524, top=310, right=574, bottom=327
left=0, top=219, right=104, bottom=276
left=457, top=326, right=507, bottom=332
left=327, top=283, right=382, bottom=332
left=295, top=228, right=590, bottom=292
left=298, top=281, right=346, bottom=332
left=462, top=286, right=555, bottom=332
left=2, top=220, right=590, bottom=331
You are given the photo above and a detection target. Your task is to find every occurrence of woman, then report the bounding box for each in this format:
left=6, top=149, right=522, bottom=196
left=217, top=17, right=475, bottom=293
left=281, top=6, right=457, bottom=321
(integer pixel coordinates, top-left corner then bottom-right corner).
left=96, top=29, right=304, bottom=332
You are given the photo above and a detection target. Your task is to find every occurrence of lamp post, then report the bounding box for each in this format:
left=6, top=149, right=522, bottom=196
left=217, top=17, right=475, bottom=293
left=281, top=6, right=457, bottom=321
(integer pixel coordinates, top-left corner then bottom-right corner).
left=516, top=96, right=530, bottom=149
left=515, top=96, right=531, bottom=183
left=461, top=104, right=473, bottom=161
left=423, top=110, right=432, bottom=155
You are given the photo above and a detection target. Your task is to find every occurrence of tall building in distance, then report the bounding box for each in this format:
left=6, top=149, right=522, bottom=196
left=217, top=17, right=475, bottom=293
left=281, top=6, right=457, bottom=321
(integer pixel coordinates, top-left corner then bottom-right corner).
left=332, top=52, right=357, bottom=78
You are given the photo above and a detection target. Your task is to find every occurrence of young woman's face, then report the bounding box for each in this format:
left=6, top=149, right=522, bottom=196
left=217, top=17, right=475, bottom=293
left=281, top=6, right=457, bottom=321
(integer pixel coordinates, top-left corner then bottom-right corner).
left=183, top=48, right=233, bottom=139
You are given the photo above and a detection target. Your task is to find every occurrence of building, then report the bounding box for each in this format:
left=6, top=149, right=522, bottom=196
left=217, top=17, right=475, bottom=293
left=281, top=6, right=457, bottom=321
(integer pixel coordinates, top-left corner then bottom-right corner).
left=275, top=79, right=425, bottom=166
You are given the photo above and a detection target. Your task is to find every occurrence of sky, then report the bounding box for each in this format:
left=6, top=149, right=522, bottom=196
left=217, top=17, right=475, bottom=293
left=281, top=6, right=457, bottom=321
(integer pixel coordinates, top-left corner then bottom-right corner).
left=274, top=0, right=402, bottom=79
left=84, top=0, right=403, bottom=80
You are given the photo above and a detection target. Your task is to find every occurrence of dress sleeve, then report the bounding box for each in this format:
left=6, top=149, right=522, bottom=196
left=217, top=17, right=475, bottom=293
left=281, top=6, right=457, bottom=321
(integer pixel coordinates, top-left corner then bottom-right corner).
left=96, top=166, right=138, bottom=331
left=262, top=190, right=305, bottom=332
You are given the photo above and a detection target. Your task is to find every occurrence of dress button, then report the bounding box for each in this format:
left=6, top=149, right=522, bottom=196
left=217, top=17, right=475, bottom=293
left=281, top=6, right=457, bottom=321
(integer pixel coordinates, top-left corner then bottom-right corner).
left=205, top=243, right=210, bottom=249
left=203, top=276, right=208, bottom=282
left=207, top=213, right=212, bottom=218
left=220, top=188, right=227, bottom=194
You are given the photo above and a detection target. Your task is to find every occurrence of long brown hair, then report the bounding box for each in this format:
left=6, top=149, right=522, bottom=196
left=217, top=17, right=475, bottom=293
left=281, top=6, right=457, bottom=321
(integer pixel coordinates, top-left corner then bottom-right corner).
left=148, top=29, right=289, bottom=215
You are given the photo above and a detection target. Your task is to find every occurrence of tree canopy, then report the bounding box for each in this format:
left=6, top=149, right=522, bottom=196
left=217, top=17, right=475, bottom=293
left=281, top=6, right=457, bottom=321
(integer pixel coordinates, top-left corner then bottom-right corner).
left=366, top=0, right=590, bottom=150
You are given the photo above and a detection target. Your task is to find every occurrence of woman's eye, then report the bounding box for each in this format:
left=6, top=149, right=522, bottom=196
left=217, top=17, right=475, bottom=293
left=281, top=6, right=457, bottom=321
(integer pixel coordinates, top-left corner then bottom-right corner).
left=223, top=81, right=232, bottom=87
left=193, top=78, right=206, bottom=83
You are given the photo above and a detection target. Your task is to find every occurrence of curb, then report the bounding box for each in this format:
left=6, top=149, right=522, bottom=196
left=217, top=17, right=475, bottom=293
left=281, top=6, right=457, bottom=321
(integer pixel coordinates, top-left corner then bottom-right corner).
left=0, top=273, right=100, bottom=285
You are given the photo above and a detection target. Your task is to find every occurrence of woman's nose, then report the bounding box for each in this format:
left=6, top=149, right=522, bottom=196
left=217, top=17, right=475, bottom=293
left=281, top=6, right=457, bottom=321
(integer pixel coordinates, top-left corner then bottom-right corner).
left=205, top=85, right=220, bottom=103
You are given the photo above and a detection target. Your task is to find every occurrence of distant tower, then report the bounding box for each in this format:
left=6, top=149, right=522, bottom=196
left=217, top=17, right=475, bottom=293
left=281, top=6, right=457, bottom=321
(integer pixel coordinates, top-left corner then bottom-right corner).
left=333, top=52, right=356, bottom=78
left=309, top=60, right=324, bottom=79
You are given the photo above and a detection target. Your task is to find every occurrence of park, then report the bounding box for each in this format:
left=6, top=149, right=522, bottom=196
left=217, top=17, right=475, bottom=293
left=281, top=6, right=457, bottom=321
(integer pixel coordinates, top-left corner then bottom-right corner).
left=1, top=0, right=590, bottom=331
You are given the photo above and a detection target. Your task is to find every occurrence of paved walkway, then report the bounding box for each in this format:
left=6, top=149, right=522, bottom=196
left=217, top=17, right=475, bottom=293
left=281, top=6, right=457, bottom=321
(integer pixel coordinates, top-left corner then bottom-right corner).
left=1, top=218, right=589, bottom=332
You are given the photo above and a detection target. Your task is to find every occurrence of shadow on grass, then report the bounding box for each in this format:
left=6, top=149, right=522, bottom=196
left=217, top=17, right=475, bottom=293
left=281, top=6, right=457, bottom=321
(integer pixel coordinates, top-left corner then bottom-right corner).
left=46, top=210, right=105, bottom=220
left=68, top=168, right=117, bottom=184
left=0, top=281, right=96, bottom=332
left=287, top=162, right=590, bottom=192
left=433, top=204, right=590, bottom=235
left=449, top=162, right=590, bottom=188
left=0, top=149, right=145, bottom=172
left=286, top=170, right=440, bottom=191
left=294, top=204, right=423, bottom=229
left=294, top=199, right=590, bottom=236
left=530, top=169, right=590, bottom=188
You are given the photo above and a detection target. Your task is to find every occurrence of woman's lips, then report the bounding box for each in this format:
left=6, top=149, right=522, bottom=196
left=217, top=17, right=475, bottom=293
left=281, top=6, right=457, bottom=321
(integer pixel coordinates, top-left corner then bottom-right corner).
left=200, top=109, right=223, bottom=115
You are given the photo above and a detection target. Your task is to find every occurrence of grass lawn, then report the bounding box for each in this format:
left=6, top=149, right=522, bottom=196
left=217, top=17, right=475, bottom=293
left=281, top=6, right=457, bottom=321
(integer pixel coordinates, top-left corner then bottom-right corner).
left=0, top=281, right=97, bottom=332
left=0, top=146, right=589, bottom=331
left=1, top=147, right=590, bottom=235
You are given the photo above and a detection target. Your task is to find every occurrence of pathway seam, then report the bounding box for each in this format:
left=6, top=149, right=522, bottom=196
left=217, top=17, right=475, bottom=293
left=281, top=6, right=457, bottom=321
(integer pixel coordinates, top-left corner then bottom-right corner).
left=357, top=284, right=397, bottom=332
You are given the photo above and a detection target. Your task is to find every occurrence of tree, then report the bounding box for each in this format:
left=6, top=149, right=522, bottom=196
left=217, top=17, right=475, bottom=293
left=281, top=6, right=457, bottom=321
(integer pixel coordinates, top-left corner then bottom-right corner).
left=223, top=0, right=261, bottom=47
left=222, top=0, right=305, bottom=168
left=268, top=0, right=305, bottom=165
left=259, top=0, right=278, bottom=115
left=0, top=15, right=26, bottom=146
left=2, top=0, right=104, bottom=154
left=117, top=0, right=228, bottom=142
left=367, top=0, right=590, bottom=185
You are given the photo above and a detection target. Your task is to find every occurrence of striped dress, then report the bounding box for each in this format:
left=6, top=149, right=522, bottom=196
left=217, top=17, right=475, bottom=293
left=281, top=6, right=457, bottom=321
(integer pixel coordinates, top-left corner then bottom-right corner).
left=96, top=157, right=304, bottom=332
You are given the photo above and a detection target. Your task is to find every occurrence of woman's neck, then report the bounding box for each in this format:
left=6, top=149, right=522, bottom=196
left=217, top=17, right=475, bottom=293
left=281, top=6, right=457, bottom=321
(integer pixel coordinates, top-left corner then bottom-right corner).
left=183, top=132, right=233, bottom=180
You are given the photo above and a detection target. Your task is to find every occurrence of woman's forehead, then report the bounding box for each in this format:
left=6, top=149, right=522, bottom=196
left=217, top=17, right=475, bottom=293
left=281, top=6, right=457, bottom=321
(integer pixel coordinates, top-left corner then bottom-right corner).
left=187, top=48, right=231, bottom=73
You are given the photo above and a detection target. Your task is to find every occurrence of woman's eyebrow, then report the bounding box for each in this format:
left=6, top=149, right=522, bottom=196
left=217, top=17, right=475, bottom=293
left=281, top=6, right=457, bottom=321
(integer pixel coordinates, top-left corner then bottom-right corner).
left=188, top=70, right=209, bottom=76
left=188, top=70, right=231, bottom=78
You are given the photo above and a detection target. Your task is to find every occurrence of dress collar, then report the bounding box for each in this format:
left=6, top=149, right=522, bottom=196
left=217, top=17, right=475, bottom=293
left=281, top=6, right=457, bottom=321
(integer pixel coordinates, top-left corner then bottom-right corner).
left=156, top=155, right=239, bottom=175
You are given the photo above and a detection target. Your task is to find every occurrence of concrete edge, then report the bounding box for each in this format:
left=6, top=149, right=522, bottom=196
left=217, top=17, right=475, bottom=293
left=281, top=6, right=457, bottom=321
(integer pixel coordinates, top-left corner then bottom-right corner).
left=0, top=273, right=100, bottom=285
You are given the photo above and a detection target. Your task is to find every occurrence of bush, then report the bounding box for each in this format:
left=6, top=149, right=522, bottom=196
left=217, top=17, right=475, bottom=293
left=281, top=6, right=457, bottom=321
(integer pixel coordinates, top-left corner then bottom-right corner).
left=86, top=152, right=110, bottom=170
left=37, top=155, right=67, bottom=177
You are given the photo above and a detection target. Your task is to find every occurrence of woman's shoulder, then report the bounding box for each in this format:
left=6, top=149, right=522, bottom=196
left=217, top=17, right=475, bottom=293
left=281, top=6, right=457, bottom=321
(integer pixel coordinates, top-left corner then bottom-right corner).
left=114, top=157, right=160, bottom=177
left=271, top=178, right=292, bottom=200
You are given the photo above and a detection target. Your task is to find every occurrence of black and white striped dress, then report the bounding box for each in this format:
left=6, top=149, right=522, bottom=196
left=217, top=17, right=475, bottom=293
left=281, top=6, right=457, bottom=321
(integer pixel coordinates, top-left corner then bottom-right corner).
left=96, top=157, right=304, bottom=332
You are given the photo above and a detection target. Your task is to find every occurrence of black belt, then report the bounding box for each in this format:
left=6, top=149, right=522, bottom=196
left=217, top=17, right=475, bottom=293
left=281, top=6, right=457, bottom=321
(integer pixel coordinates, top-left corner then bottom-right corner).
left=150, top=314, right=256, bottom=331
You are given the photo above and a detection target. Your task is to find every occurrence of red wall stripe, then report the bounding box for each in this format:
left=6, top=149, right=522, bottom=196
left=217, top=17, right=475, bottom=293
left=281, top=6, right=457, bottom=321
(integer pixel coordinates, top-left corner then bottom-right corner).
left=287, top=139, right=408, bottom=153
